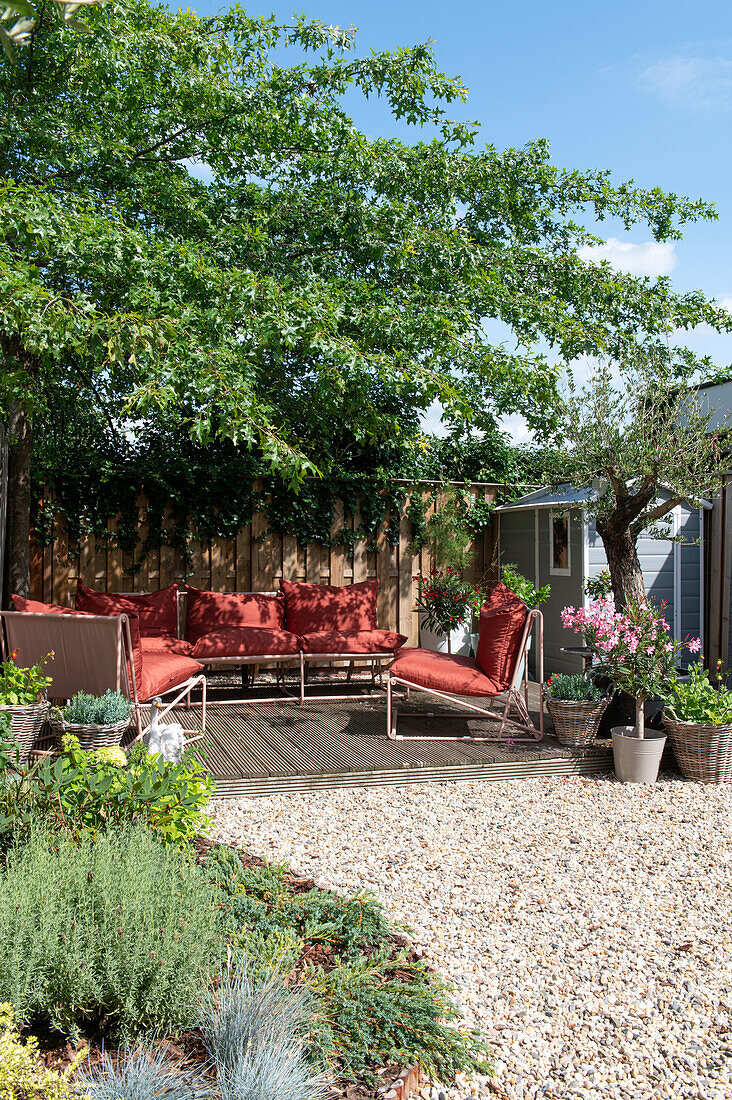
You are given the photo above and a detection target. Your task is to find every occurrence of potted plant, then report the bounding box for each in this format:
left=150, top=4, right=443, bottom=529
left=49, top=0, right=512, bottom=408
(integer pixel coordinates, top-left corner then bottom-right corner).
left=544, top=673, right=611, bottom=748
left=0, top=649, right=53, bottom=763
left=51, top=690, right=132, bottom=751
left=413, top=569, right=485, bottom=654
left=662, top=660, right=732, bottom=783
left=561, top=597, right=700, bottom=783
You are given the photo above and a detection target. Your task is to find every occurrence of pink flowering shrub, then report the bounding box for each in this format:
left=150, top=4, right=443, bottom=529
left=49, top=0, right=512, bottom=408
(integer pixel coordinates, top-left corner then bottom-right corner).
left=561, top=596, right=700, bottom=705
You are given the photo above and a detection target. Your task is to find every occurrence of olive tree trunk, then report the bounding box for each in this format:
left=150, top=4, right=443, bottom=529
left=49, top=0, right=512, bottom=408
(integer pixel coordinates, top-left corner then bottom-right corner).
left=596, top=522, right=647, bottom=610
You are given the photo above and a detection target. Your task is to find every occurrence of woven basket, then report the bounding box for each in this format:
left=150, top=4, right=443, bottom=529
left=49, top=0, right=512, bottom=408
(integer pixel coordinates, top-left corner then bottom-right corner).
left=662, top=709, right=732, bottom=784
left=49, top=712, right=130, bottom=752
left=547, top=696, right=610, bottom=748
left=0, top=700, right=50, bottom=763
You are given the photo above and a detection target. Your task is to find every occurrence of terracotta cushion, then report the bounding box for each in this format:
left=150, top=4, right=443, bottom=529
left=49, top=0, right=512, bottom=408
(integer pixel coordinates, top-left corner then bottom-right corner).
left=389, top=647, right=500, bottom=697
left=301, top=629, right=407, bottom=655
left=140, top=636, right=194, bottom=657
left=138, top=651, right=203, bottom=703
left=12, top=595, right=144, bottom=693
left=280, top=579, right=378, bottom=634
left=185, top=586, right=285, bottom=643
left=75, top=581, right=179, bottom=638
left=190, top=627, right=301, bottom=659
left=476, top=583, right=528, bottom=691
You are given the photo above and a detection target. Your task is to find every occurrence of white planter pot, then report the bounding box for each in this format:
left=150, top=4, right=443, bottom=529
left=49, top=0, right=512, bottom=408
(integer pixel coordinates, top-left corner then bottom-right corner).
left=611, top=726, right=667, bottom=784
left=418, top=613, right=472, bottom=656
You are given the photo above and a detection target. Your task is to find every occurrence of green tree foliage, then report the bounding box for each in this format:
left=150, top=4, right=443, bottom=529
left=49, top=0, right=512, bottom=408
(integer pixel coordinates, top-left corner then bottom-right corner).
left=1, top=0, right=730, bottom=595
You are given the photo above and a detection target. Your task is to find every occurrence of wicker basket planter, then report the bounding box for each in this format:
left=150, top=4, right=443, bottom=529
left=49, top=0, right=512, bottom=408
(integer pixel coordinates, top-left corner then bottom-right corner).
left=49, top=712, right=131, bottom=752
left=662, top=709, right=732, bottom=784
left=546, top=696, right=610, bottom=748
left=0, top=700, right=50, bottom=763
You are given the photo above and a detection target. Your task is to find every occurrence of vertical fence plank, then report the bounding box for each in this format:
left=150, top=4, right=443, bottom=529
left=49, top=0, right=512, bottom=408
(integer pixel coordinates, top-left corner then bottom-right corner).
left=282, top=535, right=298, bottom=581
left=29, top=535, right=43, bottom=601
left=211, top=537, right=226, bottom=591
left=398, top=495, right=418, bottom=644
left=80, top=532, right=95, bottom=589
left=236, top=526, right=251, bottom=591
left=107, top=516, right=122, bottom=594
left=330, top=501, right=345, bottom=587
left=53, top=514, right=70, bottom=606
left=352, top=507, right=367, bottom=584
left=159, top=507, right=176, bottom=588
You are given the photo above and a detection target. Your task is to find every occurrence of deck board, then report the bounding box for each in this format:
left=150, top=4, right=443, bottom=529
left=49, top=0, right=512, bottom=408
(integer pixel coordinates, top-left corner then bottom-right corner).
left=160, top=682, right=614, bottom=796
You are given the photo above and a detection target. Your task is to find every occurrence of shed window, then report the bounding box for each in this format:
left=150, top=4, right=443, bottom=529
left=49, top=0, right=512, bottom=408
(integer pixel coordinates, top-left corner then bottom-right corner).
left=550, top=511, right=571, bottom=576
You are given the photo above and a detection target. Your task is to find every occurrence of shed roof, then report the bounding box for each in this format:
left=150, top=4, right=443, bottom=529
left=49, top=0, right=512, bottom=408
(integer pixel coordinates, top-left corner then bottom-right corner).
left=495, top=482, right=712, bottom=513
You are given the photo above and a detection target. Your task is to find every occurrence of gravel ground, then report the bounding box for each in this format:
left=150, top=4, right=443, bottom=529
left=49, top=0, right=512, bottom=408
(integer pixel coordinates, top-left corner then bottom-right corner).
left=210, top=774, right=732, bottom=1100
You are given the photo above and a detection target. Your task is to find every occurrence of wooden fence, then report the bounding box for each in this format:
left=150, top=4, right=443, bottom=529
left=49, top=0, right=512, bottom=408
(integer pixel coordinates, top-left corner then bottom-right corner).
left=29, top=483, right=502, bottom=647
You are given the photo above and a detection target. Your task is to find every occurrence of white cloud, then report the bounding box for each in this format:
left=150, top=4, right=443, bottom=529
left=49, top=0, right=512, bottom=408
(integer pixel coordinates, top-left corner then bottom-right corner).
left=638, top=54, right=732, bottom=112
left=578, top=237, right=677, bottom=277
left=419, top=399, right=449, bottom=437
left=716, top=294, right=732, bottom=313
left=498, top=413, right=533, bottom=445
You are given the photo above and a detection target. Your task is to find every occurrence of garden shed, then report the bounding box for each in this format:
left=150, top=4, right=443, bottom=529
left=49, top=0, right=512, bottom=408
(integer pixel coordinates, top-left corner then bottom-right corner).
left=495, top=485, right=709, bottom=676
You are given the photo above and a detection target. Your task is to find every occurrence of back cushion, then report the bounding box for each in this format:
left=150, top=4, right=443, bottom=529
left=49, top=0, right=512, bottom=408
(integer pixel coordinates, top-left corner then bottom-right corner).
left=11, top=595, right=143, bottom=692
left=476, top=582, right=528, bottom=691
left=279, top=579, right=379, bottom=634
left=75, top=581, right=179, bottom=638
left=185, top=586, right=285, bottom=643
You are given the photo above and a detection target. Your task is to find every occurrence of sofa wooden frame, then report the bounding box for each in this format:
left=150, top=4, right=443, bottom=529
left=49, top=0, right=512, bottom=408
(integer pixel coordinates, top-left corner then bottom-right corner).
left=385, top=609, right=544, bottom=743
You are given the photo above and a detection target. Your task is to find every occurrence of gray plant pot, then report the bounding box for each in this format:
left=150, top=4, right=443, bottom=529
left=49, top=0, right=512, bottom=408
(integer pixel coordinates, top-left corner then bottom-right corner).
left=611, top=726, right=667, bottom=784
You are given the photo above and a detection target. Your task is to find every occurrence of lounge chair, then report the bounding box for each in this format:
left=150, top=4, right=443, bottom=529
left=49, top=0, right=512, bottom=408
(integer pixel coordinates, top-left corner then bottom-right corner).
left=0, top=609, right=206, bottom=743
left=385, top=583, right=544, bottom=742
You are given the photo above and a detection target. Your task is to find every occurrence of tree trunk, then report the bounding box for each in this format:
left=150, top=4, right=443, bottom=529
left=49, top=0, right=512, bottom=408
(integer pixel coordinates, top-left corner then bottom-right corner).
left=3, top=400, right=33, bottom=604
left=596, top=522, right=647, bottom=610
left=634, top=695, right=645, bottom=740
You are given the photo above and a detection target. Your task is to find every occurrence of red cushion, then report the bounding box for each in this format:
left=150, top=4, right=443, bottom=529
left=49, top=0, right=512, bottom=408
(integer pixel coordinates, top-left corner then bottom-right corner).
left=185, top=586, right=284, bottom=643
left=476, top=583, right=528, bottom=691
left=140, top=636, right=193, bottom=657
left=280, top=579, right=378, bottom=634
left=12, top=595, right=144, bottom=694
left=138, top=651, right=203, bottom=703
left=75, top=581, right=179, bottom=638
left=301, top=629, right=407, bottom=654
left=389, top=647, right=500, bottom=697
left=190, top=628, right=301, bottom=659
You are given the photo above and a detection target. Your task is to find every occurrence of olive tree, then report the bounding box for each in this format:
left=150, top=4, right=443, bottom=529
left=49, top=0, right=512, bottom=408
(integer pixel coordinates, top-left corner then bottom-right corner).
left=558, top=357, right=726, bottom=607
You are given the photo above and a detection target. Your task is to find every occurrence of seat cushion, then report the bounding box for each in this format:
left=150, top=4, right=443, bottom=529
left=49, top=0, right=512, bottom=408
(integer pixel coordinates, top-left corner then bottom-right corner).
left=185, top=586, right=284, bottom=643
left=190, top=627, right=301, bottom=660
left=301, top=629, right=407, bottom=655
left=12, top=595, right=144, bottom=692
left=75, top=581, right=179, bottom=638
left=138, top=651, right=203, bottom=702
left=476, top=583, right=528, bottom=691
left=141, top=636, right=194, bottom=657
left=280, top=579, right=378, bottom=634
left=389, top=647, right=500, bottom=697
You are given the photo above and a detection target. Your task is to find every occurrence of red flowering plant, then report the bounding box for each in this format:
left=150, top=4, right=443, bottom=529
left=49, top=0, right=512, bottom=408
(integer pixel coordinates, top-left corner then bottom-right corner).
left=561, top=597, right=700, bottom=738
left=0, top=650, right=54, bottom=706
left=413, top=568, right=485, bottom=651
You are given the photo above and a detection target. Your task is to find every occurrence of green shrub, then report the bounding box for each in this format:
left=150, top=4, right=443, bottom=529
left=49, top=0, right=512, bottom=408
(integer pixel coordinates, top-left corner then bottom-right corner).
left=60, top=691, right=132, bottom=726
left=545, top=673, right=606, bottom=702
left=0, top=826, right=221, bottom=1040
left=204, top=847, right=488, bottom=1085
left=0, top=734, right=213, bottom=845
left=664, top=661, right=732, bottom=725
left=0, top=1002, right=85, bottom=1100
left=500, top=563, right=550, bottom=608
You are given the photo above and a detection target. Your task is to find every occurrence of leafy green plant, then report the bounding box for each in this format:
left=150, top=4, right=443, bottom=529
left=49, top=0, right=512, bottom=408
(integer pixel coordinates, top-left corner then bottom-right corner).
left=584, top=570, right=612, bottom=601
left=0, top=1003, right=86, bottom=1100
left=545, top=673, right=607, bottom=702
left=500, top=564, right=550, bottom=609
left=0, top=651, right=53, bottom=705
left=413, top=569, right=485, bottom=647
left=663, top=661, right=732, bottom=725
left=0, top=826, right=220, bottom=1040
left=60, top=691, right=132, bottom=726
left=0, top=735, right=213, bottom=845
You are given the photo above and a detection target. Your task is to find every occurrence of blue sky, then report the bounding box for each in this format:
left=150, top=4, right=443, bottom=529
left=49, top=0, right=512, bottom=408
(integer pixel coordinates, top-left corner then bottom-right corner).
left=189, top=0, right=732, bottom=425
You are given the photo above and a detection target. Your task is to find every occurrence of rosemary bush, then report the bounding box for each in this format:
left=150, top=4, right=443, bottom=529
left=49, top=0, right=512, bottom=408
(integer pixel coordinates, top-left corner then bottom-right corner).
left=0, top=826, right=220, bottom=1040
left=60, top=691, right=132, bottom=726
left=545, top=674, right=606, bottom=702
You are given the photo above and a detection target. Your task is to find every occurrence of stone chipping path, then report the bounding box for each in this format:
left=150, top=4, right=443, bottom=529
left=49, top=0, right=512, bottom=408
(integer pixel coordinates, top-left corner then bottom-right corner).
left=211, top=775, right=732, bottom=1100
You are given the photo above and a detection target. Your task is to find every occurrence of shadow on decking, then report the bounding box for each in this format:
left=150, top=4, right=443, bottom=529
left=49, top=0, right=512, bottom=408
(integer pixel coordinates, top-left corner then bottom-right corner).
left=161, top=680, right=613, bottom=797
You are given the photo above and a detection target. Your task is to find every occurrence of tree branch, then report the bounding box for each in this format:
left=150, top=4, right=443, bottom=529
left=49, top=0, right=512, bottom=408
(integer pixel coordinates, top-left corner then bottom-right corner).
left=631, top=495, right=684, bottom=534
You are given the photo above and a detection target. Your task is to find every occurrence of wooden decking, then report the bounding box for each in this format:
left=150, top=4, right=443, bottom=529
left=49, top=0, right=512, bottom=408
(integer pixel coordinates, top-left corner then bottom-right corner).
left=166, top=682, right=613, bottom=797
